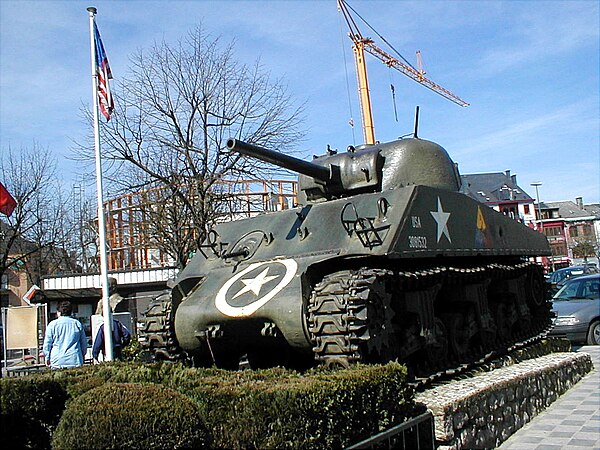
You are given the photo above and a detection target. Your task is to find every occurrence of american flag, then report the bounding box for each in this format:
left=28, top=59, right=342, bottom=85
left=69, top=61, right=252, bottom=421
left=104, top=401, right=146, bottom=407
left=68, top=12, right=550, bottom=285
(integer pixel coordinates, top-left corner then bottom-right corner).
left=93, top=22, right=114, bottom=121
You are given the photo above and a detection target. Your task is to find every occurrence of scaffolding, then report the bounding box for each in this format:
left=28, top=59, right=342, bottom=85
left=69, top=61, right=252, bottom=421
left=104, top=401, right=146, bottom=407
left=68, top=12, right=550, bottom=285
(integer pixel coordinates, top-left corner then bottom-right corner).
left=99, top=179, right=298, bottom=271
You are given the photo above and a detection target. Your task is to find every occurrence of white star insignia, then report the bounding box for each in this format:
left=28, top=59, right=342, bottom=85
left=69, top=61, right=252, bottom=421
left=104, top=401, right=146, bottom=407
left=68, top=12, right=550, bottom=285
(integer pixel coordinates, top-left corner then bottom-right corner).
left=232, top=268, right=279, bottom=299
left=430, top=197, right=451, bottom=243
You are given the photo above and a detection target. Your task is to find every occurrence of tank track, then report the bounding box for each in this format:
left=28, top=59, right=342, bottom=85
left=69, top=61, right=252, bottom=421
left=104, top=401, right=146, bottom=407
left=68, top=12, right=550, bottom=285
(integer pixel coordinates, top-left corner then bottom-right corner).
left=138, top=291, right=186, bottom=361
left=306, top=261, right=551, bottom=374
left=307, top=268, right=395, bottom=367
left=140, top=261, right=550, bottom=373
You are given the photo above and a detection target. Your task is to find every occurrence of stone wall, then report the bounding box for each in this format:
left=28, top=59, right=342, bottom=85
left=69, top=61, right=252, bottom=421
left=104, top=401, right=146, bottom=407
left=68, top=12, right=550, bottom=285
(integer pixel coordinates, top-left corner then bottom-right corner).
left=414, top=352, right=594, bottom=449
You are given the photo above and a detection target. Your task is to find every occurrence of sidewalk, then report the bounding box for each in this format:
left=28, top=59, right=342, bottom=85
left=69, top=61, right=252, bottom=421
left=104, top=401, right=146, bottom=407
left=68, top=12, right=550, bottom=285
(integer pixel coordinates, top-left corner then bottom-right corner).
left=498, top=345, right=600, bottom=450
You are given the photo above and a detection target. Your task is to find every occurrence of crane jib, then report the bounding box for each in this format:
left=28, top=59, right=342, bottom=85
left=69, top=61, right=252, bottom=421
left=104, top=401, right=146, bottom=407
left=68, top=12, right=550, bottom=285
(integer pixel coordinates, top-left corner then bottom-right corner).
left=337, top=0, right=469, bottom=144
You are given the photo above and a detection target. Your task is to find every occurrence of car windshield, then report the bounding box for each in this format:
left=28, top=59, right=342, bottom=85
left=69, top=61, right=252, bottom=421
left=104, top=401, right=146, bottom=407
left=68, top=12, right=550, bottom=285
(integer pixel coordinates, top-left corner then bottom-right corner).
left=553, top=277, right=600, bottom=301
left=549, top=271, right=566, bottom=283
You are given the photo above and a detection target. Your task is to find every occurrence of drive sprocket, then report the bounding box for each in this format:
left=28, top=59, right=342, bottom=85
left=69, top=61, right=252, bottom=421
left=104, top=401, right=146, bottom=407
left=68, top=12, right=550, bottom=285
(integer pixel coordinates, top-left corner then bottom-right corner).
left=138, top=291, right=185, bottom=361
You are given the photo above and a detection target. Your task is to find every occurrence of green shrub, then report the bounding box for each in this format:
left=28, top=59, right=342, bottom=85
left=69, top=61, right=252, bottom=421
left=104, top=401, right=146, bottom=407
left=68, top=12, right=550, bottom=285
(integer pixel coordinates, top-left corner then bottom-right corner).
left=183, top=362, right=417, bottom=449
left=121, top=335, right=145, bottom=361
left=0, top=378, right=68, bottom=449
left=51, top=382, right=209, bottom=450
left=3, top=361, right=417, bottom=449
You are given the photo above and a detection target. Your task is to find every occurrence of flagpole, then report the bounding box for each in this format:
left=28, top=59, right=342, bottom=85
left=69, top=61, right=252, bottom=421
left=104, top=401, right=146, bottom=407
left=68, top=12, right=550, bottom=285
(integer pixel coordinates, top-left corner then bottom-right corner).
left=88, top=6, right=114, bottom=361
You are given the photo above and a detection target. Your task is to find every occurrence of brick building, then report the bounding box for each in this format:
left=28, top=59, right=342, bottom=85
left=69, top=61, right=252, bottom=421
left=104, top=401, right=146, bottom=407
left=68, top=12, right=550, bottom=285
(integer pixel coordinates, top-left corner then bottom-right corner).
left=538, top=198, right=598, bottom=265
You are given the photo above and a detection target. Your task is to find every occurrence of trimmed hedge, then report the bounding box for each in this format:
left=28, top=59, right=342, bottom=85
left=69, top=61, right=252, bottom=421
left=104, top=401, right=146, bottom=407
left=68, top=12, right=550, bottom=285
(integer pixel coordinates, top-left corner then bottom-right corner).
left=1, top=361, right=417, bottom=449
left=188, top=364, right=418, bottom=449
left=0, top=378, right=68, bottom=449
left=51, top=383, right=209, bottom=449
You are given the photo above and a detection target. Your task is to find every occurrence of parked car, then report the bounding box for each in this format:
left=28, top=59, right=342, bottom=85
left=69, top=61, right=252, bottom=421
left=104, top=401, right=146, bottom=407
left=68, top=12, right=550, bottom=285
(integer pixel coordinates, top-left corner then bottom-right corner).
left=549, top=274, right=600, bottom=345
left=547, top=265, right=599, bottom=294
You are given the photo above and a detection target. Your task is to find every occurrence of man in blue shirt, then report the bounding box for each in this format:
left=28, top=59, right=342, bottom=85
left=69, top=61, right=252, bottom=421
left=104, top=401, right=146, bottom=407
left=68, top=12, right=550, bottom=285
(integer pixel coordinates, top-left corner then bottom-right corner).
left=92, top=318, right=131, bottom=361
left=43, top=301, right=88, bottom=369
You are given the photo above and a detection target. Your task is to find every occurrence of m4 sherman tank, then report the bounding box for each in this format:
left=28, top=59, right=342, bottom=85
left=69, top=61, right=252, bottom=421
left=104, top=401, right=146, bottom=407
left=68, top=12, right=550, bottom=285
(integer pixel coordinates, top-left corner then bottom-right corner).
left=140, top=137, right=551, bottom=372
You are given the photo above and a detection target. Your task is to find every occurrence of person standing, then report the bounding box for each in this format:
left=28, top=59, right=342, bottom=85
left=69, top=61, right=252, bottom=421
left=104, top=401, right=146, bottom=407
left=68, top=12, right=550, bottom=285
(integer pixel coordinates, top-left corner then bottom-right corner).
left=92, top=318, right=131, bottom=362
left=43, top=301, right=88, bottom=369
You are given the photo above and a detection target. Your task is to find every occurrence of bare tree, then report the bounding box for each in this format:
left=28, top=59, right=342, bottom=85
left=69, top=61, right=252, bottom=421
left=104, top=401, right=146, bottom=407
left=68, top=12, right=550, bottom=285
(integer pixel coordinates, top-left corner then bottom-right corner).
left=70, top=182, right=100, bottom=272
left=76, top=26, right=304, bottom=268
left=0, top=143, right=80, bottom=288
left=571, top=239, right=598, bottom=265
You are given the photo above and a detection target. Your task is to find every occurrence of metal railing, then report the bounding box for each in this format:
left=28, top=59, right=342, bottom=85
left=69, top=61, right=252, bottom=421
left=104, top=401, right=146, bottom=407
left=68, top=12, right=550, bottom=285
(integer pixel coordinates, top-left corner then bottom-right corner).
left=346, top=411, right=435, bottom=450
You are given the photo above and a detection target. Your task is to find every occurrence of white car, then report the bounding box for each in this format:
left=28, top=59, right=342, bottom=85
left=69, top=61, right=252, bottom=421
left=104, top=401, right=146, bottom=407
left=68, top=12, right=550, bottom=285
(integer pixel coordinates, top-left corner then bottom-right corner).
left=550, top=274, right=600, bottom=345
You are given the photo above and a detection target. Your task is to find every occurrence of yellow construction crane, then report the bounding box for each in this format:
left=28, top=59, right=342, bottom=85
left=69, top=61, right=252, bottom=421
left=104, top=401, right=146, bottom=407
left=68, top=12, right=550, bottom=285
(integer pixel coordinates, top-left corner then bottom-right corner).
left=337, top=0, right=469, bottom=145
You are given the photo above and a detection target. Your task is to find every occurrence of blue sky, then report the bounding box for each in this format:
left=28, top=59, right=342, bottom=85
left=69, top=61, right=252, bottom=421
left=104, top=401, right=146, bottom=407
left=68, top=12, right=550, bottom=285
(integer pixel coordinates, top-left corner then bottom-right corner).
left=1, top=0, right=598, bottom=204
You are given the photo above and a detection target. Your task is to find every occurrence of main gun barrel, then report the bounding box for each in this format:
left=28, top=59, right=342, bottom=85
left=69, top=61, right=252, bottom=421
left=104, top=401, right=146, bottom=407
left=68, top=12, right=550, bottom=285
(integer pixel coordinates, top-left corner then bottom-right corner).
left=227, top=138, right=331, bottom=183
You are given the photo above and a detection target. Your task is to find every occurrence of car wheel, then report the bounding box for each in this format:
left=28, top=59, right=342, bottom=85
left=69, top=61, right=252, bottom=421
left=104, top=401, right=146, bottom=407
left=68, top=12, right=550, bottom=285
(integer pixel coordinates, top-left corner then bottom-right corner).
left=587, top=321, right=600, bottom=345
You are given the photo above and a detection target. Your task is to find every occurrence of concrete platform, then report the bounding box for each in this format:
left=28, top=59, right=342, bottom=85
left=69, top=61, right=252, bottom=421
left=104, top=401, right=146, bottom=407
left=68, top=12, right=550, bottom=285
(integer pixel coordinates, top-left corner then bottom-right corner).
left=498, top=345, right=600, bottom=450
left=415, top=347, right=595, bottom=449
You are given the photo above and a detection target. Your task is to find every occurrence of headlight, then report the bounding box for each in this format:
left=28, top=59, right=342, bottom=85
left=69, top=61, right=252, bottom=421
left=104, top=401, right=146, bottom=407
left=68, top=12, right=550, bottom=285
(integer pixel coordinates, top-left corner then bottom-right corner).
left=553, top=316, right=581, bottom=326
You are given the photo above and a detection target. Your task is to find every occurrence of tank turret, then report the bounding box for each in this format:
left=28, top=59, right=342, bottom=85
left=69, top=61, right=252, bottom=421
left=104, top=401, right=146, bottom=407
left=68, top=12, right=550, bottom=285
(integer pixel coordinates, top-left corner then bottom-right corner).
left=228, top=137, right=460, bottom=204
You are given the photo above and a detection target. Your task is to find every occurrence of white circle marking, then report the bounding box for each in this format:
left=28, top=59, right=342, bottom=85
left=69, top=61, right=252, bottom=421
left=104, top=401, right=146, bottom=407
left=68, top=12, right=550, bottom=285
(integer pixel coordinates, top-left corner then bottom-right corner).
left=215, top=258, right=298, bottom=317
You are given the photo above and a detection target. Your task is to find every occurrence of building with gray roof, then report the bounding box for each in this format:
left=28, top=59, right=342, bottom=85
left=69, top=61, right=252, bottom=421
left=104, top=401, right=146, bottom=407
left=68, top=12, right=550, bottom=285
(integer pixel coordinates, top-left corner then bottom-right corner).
left=461, top=170, right=536, bottom=225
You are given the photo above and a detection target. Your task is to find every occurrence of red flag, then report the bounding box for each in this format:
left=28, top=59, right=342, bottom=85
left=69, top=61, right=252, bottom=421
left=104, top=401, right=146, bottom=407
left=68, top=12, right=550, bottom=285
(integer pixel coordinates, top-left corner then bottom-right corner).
left=0, top=182, right=17, bottom=217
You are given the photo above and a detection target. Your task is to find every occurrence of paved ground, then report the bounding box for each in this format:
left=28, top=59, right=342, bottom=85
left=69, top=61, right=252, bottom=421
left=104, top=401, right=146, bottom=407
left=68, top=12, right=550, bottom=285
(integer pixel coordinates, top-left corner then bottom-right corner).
left=498, top=345, right=600, bottom=450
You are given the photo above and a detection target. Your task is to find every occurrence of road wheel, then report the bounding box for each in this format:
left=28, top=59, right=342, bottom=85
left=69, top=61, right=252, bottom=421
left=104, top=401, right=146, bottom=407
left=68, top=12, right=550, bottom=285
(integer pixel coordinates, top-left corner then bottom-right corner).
left=526, top=265, right=546, bottom=307
left=426, top=318, right=449, bottom=370
left=587, top=321, right=600, bottom=345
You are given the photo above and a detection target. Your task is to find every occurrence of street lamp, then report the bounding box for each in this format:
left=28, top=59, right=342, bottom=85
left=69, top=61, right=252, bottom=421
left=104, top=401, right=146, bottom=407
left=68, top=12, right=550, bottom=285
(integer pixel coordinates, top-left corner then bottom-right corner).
left=531, top=182, right=553, bottom=271
left=530, top=182, right=543, bottom=231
